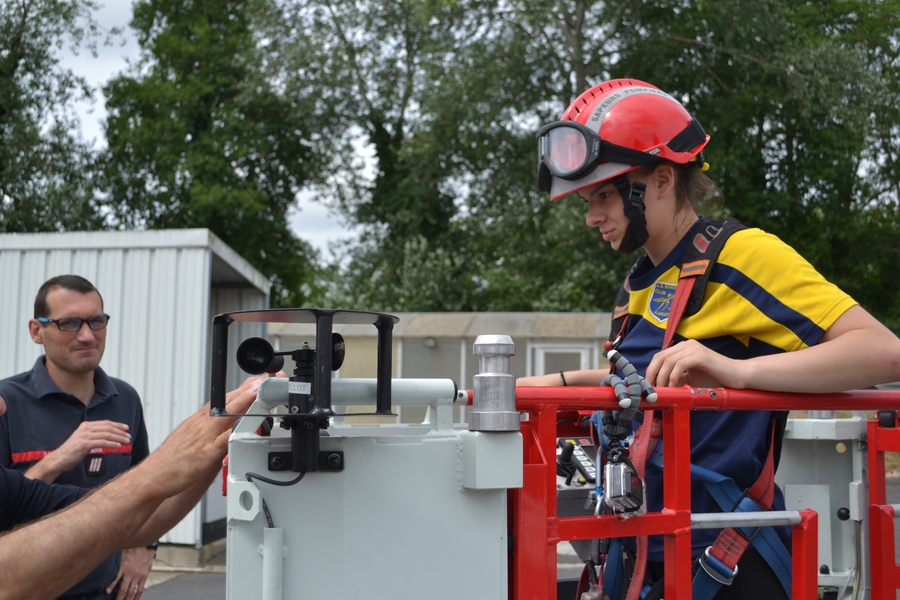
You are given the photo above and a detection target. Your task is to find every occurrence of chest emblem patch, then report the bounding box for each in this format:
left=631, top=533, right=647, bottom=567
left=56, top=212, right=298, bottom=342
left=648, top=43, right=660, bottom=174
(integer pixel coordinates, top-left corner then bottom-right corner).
left=86, top=455, right=106, bottom=476
left=649, top=281, right=677, bottom=323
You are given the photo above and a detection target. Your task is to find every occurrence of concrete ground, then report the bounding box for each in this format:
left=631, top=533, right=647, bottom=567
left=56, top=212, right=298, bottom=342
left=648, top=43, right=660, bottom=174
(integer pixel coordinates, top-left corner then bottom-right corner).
left=143, top=541, right=225, bottom=600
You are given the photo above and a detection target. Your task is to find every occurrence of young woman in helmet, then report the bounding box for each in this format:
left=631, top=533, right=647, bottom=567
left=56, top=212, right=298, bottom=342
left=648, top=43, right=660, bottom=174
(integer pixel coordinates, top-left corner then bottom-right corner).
left=520, top=79, right=900, bottom=599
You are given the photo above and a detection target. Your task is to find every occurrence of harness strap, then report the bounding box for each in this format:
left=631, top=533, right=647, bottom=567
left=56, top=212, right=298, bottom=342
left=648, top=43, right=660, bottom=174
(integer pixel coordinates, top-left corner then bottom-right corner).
left=643, top=424, right=792, bottom=598
left=661, top=263, right=704, bottom=349
left=624, top=412, right=662, bottom=600
left=625, top=260, right=696, bottom=600
left=692, top=424, right=791, bottom=599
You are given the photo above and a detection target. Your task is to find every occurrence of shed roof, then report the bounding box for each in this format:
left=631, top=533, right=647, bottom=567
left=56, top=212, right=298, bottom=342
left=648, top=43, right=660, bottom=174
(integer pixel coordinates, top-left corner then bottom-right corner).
left=0, top=229, right=269, bottom=294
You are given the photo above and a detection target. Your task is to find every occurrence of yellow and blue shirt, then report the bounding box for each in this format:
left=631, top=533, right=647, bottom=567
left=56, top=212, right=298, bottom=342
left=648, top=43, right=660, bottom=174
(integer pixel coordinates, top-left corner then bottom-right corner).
left=617, top=220, right=856, bottom=561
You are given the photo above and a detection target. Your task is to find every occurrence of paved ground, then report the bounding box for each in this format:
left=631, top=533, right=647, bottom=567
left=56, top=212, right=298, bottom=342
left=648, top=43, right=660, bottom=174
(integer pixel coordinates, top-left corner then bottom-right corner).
left=144, top=573, right=225, bottom=600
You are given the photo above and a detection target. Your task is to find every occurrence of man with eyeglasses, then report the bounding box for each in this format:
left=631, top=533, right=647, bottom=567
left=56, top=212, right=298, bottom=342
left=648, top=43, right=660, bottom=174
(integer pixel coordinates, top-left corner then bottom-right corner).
left=0, top=275, right=155, bottom=600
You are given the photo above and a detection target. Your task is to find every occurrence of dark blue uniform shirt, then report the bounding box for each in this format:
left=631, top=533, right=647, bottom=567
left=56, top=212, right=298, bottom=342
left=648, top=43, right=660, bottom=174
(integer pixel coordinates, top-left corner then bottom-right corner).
left=0, top=357, right=149, bottom=599
left=0, top=463, right=83, bottom=532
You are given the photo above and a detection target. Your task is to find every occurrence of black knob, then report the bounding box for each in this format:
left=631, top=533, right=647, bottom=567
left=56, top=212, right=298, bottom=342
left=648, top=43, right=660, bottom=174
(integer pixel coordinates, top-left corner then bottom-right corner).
left=836, top=507, right=850, bottom=521
left=879, top=410, right=898, bottom=428
left=819, top=564, right=830, bottom=574
left=559, top=441, right=575, bottom=464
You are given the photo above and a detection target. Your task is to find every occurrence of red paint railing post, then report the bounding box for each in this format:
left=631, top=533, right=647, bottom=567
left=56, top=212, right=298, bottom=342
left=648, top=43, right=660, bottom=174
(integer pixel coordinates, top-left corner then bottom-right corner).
left=869, top=504, right=896, bottom=600
left=790, top=509, right=819, bottom=600
left=662, top=408, right=692, bottom=599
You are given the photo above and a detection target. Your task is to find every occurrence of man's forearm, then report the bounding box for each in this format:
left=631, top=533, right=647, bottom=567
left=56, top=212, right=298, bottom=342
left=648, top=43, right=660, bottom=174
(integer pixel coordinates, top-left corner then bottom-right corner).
left=0, top=468, right=167, bottom=600
left=23, top=454, right=64, bottom=483
left=124, top=462, right=222, bottom=548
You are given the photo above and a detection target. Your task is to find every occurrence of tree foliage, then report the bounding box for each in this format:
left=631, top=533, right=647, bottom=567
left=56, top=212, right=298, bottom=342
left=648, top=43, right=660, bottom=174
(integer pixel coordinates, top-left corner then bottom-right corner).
left=102, top=0, right=321, bottom=306
left=264, top=0, right=900, bottom=329
left=0, top=0, right=108, bottom=232
left=612, top=0, right=900, bottom=329
left=2, top=0, right=899, bottom=326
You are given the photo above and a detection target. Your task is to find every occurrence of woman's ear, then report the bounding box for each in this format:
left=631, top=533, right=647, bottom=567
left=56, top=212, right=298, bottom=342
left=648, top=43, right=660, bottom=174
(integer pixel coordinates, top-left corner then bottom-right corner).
left=654, top=164, right=676, bottom=199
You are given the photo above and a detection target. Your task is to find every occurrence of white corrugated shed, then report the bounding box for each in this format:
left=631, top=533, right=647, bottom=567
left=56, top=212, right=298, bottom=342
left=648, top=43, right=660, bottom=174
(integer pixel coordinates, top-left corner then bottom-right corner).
left=0, top=229, right=270, bottom=546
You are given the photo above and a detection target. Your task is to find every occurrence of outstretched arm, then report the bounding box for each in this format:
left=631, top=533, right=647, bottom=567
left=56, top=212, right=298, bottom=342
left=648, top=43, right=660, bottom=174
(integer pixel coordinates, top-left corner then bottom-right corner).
left=0, top=376, right=262, bottom=600
left=645, top=306, right=900, bottom=391
left=517, top=370, right=607, bottom=387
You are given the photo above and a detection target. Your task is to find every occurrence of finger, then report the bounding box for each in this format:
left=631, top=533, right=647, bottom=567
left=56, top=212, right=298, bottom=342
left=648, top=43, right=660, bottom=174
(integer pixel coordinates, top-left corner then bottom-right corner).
left=225, top=377, right=263, bottom=414
left=79, top=420, right=130, bottom=432
left=655, top=357, right=681, bottom=388
left=106, top=573, right=123, bottom=597
left=666, top=355, right=697, bottom=387
left=645, top=347, right=674, bottom=387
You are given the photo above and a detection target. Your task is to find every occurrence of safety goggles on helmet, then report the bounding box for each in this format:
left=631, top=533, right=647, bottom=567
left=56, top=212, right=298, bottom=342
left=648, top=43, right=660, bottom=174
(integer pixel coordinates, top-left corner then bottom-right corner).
left=536, top=121, right=665, bottom=194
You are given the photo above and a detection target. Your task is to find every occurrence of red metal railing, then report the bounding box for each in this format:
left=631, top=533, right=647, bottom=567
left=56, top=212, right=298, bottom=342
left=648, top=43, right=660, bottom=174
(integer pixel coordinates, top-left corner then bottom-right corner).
left=509, top=386, right=900, bottom=600
left=868, top=411, right=900, bottom=600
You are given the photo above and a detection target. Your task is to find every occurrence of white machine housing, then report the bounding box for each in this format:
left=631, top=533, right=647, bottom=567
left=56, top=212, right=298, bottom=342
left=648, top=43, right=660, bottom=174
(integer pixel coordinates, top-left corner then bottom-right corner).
left=225, top=376, right=522, bottom=600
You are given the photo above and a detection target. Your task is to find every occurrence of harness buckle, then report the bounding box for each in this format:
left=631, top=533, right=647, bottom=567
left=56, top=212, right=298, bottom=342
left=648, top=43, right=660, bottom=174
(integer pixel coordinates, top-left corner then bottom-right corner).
left=698, top=548, right=739, bottom=586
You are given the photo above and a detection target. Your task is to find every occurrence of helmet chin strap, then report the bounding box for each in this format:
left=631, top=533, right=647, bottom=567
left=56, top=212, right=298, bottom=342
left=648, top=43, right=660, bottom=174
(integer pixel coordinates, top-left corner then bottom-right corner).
left=612, top=175, right=649, bottom=254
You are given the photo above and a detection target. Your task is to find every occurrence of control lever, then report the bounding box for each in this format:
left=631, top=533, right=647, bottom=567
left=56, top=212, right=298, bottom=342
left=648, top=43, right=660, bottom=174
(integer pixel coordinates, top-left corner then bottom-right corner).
left=557, top=441, right=578, bottom=485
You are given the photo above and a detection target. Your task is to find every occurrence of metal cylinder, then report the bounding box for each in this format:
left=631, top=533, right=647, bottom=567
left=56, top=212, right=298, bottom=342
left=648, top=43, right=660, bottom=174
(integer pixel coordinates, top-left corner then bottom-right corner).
left=809, top=410, right=836, bottom=419
left=469, top=334, right=520, bottom=432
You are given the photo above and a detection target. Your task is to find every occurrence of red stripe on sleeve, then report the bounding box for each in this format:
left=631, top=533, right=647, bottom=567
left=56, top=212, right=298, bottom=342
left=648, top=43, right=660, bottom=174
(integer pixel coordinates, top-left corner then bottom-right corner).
left=12, top=444, right=134, bottom=464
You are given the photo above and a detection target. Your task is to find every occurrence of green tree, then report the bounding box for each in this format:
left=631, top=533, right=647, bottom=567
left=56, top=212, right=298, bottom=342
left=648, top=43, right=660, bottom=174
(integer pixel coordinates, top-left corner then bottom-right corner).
left=0, top=0, right=109, bottom=232
left=266, top=0, right=636, bottom=312
left=276, top=0, right=900, bottom=328
left=612, top=0, right=900, bottom=329
left=102, top=0, right=321, bottom=306
left=259, top=0, right=487, bottom=311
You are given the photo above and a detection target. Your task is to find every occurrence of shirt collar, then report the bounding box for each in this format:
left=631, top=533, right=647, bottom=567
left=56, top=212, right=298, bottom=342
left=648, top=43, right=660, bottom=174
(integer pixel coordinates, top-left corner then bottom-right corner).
left=32, top=356, right=119, bottom=403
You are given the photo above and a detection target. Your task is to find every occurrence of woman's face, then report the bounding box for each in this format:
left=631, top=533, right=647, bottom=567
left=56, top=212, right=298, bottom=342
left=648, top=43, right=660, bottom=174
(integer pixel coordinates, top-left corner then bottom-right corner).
left=579, top=180, right=629, bottom=251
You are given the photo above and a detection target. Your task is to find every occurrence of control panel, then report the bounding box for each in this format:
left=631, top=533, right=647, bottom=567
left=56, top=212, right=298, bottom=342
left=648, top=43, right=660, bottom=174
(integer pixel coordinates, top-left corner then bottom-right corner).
left=556, top=437, right=597, bottom=486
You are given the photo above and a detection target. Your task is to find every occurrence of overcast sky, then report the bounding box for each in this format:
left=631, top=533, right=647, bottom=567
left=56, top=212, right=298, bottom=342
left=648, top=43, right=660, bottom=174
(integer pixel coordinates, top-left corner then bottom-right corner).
left=57, top=0, right=356, bottom=260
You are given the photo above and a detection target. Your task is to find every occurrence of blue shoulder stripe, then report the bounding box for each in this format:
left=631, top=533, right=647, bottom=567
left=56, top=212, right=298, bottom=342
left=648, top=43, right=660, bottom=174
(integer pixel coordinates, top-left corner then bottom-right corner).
left=710, top=263, right=825, bottom=348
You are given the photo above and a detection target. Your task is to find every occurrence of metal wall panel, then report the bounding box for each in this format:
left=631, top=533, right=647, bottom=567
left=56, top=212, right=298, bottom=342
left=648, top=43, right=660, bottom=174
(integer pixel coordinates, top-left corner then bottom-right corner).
left=0, top=251, right=22, bottom=377
left=209, top=287, right=267, bottom=393
left=97, top=250, right=127, bottom=393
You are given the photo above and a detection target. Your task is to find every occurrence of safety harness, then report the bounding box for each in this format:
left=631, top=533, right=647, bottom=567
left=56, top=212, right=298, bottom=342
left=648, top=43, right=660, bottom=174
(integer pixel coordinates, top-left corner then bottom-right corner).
left=582, top=218, right=792, bottom=600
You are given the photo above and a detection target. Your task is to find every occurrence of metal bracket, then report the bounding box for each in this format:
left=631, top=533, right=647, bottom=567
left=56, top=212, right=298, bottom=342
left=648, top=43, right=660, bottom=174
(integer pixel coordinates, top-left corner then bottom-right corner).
left=267, top=451, right=344, bottom=472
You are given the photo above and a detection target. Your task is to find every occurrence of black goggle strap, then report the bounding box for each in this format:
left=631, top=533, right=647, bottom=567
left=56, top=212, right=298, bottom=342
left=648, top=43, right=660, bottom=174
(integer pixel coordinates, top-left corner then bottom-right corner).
left=667, top=116, right=707, bottom=153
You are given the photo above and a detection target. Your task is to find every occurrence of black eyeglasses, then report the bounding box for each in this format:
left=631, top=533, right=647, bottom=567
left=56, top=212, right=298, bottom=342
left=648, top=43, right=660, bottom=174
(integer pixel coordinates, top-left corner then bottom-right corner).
left=36, top=314, right=111, bottom=332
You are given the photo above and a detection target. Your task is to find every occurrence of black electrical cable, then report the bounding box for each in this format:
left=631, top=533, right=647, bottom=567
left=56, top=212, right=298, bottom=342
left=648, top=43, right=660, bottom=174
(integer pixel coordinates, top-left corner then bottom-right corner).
left=261, top=499, right=275, bottom=528
left=245, top=471, right=306, bottom=487
left=245, top=471, right=306, bottom=528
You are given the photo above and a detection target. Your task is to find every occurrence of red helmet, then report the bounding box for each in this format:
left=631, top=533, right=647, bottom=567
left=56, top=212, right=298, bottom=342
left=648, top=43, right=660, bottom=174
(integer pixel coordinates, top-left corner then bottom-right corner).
left=537, top=79, right=710, bottom=200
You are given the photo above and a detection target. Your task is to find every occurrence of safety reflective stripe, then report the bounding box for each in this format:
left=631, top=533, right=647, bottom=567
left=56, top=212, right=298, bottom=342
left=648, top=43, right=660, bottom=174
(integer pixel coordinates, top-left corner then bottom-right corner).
left=679, top=259, right=710, bottom=278
left=12, top=445, right=134, bottom=464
